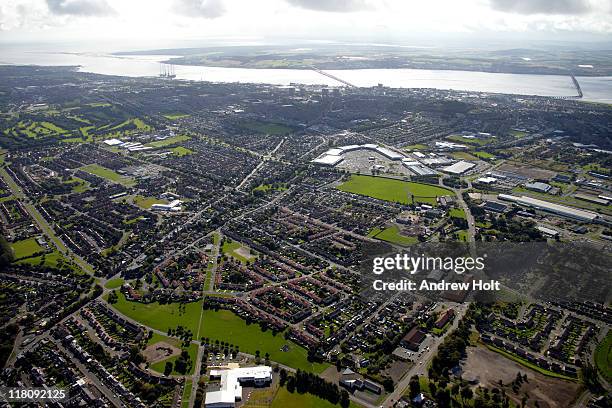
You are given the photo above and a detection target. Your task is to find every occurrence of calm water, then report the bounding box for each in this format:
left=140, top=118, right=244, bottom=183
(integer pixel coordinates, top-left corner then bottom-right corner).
left=2, top=50, right=611, bottom=103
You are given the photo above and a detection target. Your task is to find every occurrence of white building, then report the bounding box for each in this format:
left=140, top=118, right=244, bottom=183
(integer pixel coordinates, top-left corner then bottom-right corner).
left=498, top=194, right=599, bottom=222
left=441, top=161, right=476, bottom=175
left=205, top=366, right=272, bottom=408
left=151, top=200, right=182, bottom=212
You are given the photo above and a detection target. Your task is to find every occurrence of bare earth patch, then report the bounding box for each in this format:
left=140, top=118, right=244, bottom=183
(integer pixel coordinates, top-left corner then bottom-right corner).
left=143, top=341, right=181, bottom=364
left=235, top=246, right=256, bottom=260
left=462, top=346, right=581, bottom=408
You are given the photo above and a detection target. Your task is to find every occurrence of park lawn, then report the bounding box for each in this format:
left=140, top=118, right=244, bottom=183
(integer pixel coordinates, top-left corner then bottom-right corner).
left=80, top=164, right=135, bottom=187
left=172, top=146, right=194, bottom=156
left=11, top=237, right=44, bottom=259
left=133, top=195, right=167, bottom=209
left=108, top=292, right=203, bottom=337
left=150, top=341, right=198, bottom=376
left=200, top=309, right=329, bottom=374
left=164, top=113, right=191, bottom=120
left=337, top=175, right=452, bottom=206
left=485, top=344, right=576, bottom=381
left=509, top=130, right=527, bottom=138
left=595, top=330, right=611, bottom=382
left=253, top=184, right=287, bottom=192
left=371, top=226, right=417, bottom=246
left=104, top=278, right=124, bottom=289
left=271, top=386, right=362, bottom=408
left=146, top=135, right=191, bottom=148
left=449, top=208, right=466, bottom=219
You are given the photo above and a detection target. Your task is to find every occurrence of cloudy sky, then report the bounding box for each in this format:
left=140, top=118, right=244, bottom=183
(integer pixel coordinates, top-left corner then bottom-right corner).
left=1, top=0, right=611, bottom=49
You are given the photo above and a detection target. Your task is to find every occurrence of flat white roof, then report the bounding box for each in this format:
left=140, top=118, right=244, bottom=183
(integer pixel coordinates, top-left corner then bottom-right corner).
left=103, top=138, right=123, bottom=146
left=498, top=194, right=599, bottom=222
left=312, top=155, right=343, bottom=166
left=324, top=148, right=344, bottom=156
left=476, top=177, right=497, bottom=184
left=375, top=146, right=404, bottom=160
left=206, top=366, right=272, bottom=406
left=442, top=161, right=476, bottom=174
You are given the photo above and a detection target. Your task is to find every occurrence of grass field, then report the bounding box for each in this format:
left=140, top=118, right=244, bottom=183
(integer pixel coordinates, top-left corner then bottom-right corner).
left=447, top=135, right=490, bottom=146
left=370, top=225, right=417, bottom=246
left=104, top=278, right=124, bottom=289
left=221, top=239, right=256, bottom=264
left=172, top=146, right=193, bottom=156
left=108, top=292, right=203, bottom=337
left=150, top=340, right=198, bottom=376
left=11, top=237, right=44, bottom=259
left=133, top=195, right=167, bottom=209
left=404, top=144, right=428, bottom=150
left=473, top=151, right=495, bottom=160
left=238, top=120, right=294, bottom=135
left=451, top=151, right=478, bottom=161
left=164, top=113, right=191, bottom=120
left=337, top=175, right=452, bottom=206
left=595, top=330, right=611, bottom=382
left=181, top=380, right=192, bottom=408
left=271, top=386, right=361, bottom=408
left=200, top=309, right=329, bottom=373
left=15, top=250, right=69, bottom=270
left=80, top=164, right=135, bottom=187
left=449, top=208, right=466, bottom=219
left=146, top=135, right=191, bottom=148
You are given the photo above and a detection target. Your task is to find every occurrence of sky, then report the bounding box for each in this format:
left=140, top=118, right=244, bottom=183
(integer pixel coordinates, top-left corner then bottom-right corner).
left=1, top=0, right=611, bottom=50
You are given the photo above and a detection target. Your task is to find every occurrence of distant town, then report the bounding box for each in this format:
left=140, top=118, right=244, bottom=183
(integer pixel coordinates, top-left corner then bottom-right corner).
left=0, top=64, right=610, bottom=408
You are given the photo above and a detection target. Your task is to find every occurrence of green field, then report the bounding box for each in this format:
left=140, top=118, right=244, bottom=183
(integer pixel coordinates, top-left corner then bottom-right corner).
left=15, top=250, right=70, bottom=270
left=337, top=175, right=452, bottom=206
left=133, top=195, right=167, bottom=209
left=150, top=339, right=198, bottom=376
left=200, top=309, right=329, bottom=373
left=164, top=113, right=191, bottom=120
left=172, top=146, right=194, bottom=156
left=80, top=164, right=135, bottom=187
left=181, top=379, right=192, bottom=408
left=449, top=208, right=466, bottom=219
left=370, top=225, right=417, bottom=246
left=451, top=151, right=478, bottom=161
left=595, top=330, right=611, bottom=382
left=473, top=151, right=495, bottom=160
left=238, top=120, right=294, bottom=135
left=271, top=386, right=361, bottom=408
left=146, top=135, right=191, bottom=148
left=11, top=237, right=44, bottom=259
left=404, top=144, right=428, bottom=150
left=108, top=292, right=203, bottom=337
left=221, top=239, right=256, bottom=264
left=104, top=278, right=124, bottom=289
left=447, top=134, right=490, bottom=146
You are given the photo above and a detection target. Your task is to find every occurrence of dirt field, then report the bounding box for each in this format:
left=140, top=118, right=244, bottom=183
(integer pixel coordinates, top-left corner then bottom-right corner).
left=235, top=246, right=256, bottom=260
left=498, top=163, right=556, bottom=180
left=143, top=341, right=181, bottom=364
left=462, top=346, right=581, bottom=408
